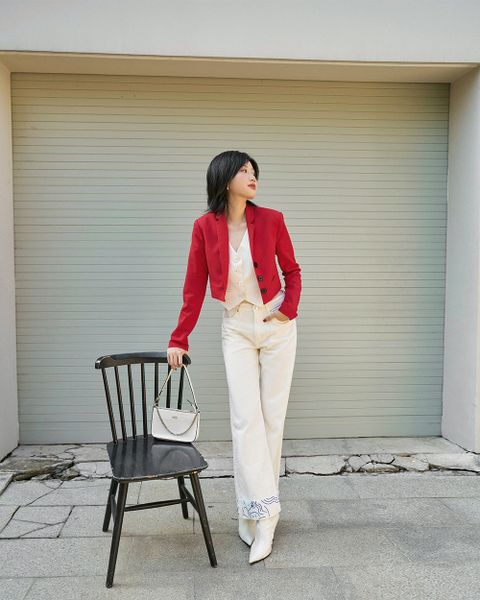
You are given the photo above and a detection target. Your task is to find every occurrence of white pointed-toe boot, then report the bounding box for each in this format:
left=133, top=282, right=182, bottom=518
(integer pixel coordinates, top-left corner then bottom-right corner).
left=248, top=513, right=280, bottom=564
left=238, top=517, right=257, bottom=546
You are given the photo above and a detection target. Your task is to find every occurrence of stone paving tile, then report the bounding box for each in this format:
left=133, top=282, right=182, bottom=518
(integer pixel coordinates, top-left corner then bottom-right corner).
left=191, top=499, right=316, bottom=536
left=416, top=452, right=480, bottom=472
left=2, top=569, right=346, bottom=600
left=346, top=472, right=480, bottom=499
left=0, top=538, right=112, bottom=578
left=0, top=480, right=62, bottom=506
left=0, top=578, right=34, bottom=600
left=14, top=505, right=72, bottom=525
left=286, top=455, right=346, bottom=475
left=263, top=527, right=409, bottom=569
left=391, top=455, right=430, bottom=471
left=193, top=566, right=344, bottom=600
left=138, top=476, right=237, bottom=505
left=282, top=437, right=386, bottom=455
left=0, top=506, right=72, bottom=539
left=193, top=440, right=233, bottom=458
left=137, top=530, right=250, bottom=572
left=0, top=474, right=13, bottom=495
left=0, top=457, right=74, bottom=480
left=381, top=524, right=480, bottom=563
left=66, top=445, right=109, bottom=462
left=308, top=497, right=467, bottom=528
left=281, top=436, right=465, bottom=456
left=61, top=504, right=195, bottom=537
left=201, top=456, right=286, bottom=477
left=334, top=561, right=480, bottom=600
left=278, top=474, right=360, bottom=500
left=194, top=475, right=237, bottom=501
left=189, top=501, right=233, bottom=536
left=0, top=519, right=64, bottom=539
left=29, top=480, right=140, bottom=507
left=23, top=574, right=195, bottom=600
left=135, top=478, right=180, bottom=501
left=0, top=479, right=140, bottom=507
left=0, top=506, right=17, bottom=532
left=439, top=497, right=480, bottom=523
left=74, top=462, right=112, bottom=478
left=0, top=534, right=249, bottom=578
left=412, top=437, right=468, bottom=454
left=22, top=522, right=66, bottom=539
left=10, top=445, right=79, bottom=459
left=193, top=456, right=235, bottom=477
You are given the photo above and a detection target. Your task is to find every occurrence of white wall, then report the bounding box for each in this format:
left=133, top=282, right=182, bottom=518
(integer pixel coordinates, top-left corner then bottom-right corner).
left=0, top=0, right=479, bottom=63
left=442, top=66, right=480, bottom=451
left=0, top=62, right=18, bottom=459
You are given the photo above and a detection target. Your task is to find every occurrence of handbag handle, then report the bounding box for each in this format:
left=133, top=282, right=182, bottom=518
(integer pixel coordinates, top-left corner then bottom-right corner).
left=153, top=364, right=199, bottom=411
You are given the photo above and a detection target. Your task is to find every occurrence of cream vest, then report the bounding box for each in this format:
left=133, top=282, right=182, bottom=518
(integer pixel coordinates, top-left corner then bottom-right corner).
left=222, top=228, right=265, bottom=310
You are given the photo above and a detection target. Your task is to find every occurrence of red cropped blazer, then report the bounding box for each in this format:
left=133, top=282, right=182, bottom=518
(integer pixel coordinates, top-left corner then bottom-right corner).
left=168, top=200, right=302, bottom=352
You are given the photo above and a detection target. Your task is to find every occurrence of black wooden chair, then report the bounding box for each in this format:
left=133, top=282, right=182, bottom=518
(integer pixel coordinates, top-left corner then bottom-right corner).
left=94, top=351, right=217, bottom=588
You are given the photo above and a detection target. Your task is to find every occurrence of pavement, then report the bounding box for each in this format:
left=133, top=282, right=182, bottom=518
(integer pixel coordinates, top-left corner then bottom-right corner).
left=1, top=436, right=480, bottom=599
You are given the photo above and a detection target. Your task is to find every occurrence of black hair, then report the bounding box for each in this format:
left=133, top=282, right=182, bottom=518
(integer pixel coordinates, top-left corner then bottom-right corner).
left=204, top=150, right=259, bottom=215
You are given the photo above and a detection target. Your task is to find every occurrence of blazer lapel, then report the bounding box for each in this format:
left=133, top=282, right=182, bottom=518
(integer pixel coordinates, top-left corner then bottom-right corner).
left=215, top=201, right=256, bottom=291
left=215, top=210, right=229, bottom=290
left=246, top=200, right=256, bottom=261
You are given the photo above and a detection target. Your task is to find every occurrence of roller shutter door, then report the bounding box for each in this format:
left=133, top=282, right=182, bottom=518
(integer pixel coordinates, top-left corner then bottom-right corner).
left=12, top=73, right=449, bottom=443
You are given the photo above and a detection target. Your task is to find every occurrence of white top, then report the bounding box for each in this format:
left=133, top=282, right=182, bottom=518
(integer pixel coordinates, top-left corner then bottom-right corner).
left=222, top=228, right=265, bottom=310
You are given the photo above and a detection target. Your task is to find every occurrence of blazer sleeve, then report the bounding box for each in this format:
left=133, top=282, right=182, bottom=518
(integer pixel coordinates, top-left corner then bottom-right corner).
left=168, top=218, right=208, bottom=352
left=276, top=211, right=302, bottom=320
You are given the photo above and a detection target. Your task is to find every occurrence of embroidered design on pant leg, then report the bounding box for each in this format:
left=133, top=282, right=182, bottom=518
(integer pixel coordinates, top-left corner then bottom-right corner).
left=238, top=495, right=280, bottom=518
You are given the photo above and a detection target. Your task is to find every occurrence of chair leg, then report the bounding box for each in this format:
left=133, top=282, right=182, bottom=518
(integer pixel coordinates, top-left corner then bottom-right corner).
left=189, top=472, right=217, bottom=567
left=106, top=482, right=129, bottom=588
left=177, top=475, right=189, bottom=519
left=102, top=478, right=118, bottom=532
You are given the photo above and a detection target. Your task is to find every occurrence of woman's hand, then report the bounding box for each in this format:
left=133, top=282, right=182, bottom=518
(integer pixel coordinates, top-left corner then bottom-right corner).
left=167, top=347, right=189, bottom=370
left=263, top=310, right=290, bottom=323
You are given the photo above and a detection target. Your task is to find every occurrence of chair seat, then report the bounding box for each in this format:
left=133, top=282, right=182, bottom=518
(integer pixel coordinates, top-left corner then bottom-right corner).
left=107, top=434, right=209, bottom=482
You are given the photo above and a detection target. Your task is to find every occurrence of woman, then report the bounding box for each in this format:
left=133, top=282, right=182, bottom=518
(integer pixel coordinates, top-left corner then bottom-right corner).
left=167, top=150, right=301, bottom=564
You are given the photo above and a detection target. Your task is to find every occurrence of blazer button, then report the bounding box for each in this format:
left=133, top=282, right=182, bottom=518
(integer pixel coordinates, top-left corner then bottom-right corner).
left=253, top=261, right=258, bottom=268
left=257, top=275, right=263, bottom=281
left=260, top=288, right=267, bottom=294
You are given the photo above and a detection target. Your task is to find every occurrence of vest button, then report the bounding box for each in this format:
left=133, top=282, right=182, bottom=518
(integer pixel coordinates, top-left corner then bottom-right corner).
left=260, top=288, right=267, bottom=294
left=257, top=275, right=263, bottom=281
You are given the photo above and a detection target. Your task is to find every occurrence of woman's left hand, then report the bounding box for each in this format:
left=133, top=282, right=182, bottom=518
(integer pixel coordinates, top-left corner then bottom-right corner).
left=263, top=310, right=290, bottom=323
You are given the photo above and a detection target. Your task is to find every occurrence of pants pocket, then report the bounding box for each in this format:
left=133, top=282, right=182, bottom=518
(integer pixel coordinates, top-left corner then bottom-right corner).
left=271, top=315, right=290, bottom=324
left=269, top=305, right=290, bottom=324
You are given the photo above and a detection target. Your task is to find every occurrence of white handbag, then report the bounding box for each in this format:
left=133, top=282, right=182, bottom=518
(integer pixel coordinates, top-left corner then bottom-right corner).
left=151, top=364, right=200, bottom=443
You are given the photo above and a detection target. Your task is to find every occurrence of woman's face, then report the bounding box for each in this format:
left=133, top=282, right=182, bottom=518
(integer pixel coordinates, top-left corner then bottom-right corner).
left=228, top=161, right=257, bottom=199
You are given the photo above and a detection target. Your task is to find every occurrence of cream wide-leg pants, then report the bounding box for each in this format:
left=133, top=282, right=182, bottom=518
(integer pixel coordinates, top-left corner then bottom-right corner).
left=221, top=289, right=297, bottom=521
